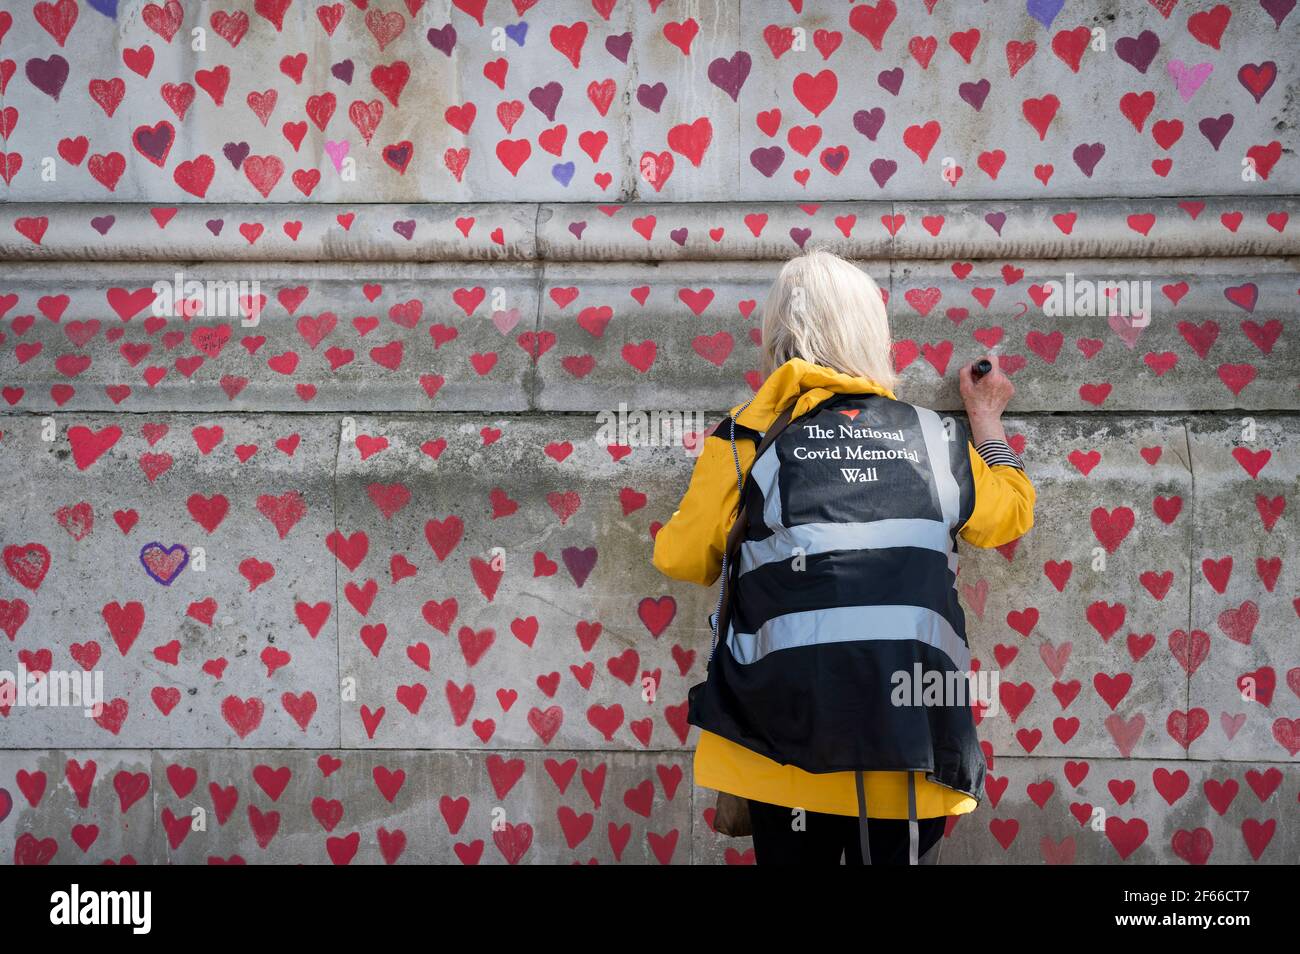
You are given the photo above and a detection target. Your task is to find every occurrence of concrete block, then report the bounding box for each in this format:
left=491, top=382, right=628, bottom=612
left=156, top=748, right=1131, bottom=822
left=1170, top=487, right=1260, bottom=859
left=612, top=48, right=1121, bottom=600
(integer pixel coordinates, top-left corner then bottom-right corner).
left=5, top=198, right=1294, bottom=263
left=939, top=757, right=1299, bottom=865
left=889, top=198, right=1300, bottom=260
left=536, top=198, right=1299, bottom=262
left=0, top=414, right=341, bottom=747
left=537, top=201, right=894, bottom=262
left=712, top=0, right=1298, bottom=202
left=153, top=748, right=693, bottom=864
left=1187, top=416, right=1300, bottom=762
left=0, top=263, right=537, bottom=412
left=0, top=3, right=636, bottom=204
left=692, top=757, right=1300, bottom=864
left=0, top=204, right=540, bottom=262
left=963, top=415, right=1193, bottom=760
left=533, top=261, right=765, bottom=413
left=0, top=749, right=162, bottom=864
left=531, top=259, right=1299, bottom=413
left=890, top=256, right=1299, bottom=411
left=0, top=2, right=1292, bottom=203
left=333, top=414, right=708, bottom=750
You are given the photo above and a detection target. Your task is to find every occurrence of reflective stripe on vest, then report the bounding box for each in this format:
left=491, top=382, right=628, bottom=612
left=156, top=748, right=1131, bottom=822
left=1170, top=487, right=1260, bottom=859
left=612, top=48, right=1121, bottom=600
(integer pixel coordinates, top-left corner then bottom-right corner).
left=738, top=518, right=951, bottom=576
left=725, top=603, right=972, bottom=671
left=749, top=439, right=784, bottom=533
left=916, top=405, right=961, bottom=575
left=916, top=406, right=961, bottom=525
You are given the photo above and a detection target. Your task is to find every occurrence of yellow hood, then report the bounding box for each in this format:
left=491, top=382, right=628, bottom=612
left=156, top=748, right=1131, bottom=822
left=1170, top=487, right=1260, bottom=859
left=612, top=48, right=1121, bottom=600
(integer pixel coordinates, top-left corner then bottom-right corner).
left=730, top=358, right=897, bottom=431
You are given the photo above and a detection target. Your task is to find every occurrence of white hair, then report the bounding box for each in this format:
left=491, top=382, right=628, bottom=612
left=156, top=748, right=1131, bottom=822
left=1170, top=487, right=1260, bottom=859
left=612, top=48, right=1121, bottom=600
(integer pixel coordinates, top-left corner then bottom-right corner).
left=759, top=246, right=898, bottom=392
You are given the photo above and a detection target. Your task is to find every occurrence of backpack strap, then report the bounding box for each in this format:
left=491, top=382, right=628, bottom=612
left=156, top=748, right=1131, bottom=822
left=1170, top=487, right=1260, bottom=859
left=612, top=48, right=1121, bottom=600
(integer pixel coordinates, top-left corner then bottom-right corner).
left=855, top=770, right=873, bottom=865
left=710, top=403, right=797, bottom=658
left=907, top=771, right=919, bottom=865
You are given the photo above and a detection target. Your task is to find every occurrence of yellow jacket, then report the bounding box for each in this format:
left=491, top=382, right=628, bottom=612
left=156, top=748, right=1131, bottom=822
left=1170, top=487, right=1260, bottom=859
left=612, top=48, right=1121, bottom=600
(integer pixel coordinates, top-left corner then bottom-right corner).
left=653, top=359, right=1037, bottom=818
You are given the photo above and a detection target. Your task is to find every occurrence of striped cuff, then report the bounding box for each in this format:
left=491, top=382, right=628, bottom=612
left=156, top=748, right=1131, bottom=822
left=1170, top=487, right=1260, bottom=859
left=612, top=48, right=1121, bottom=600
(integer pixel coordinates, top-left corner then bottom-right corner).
left=975, top=438, right=1024, bottom=470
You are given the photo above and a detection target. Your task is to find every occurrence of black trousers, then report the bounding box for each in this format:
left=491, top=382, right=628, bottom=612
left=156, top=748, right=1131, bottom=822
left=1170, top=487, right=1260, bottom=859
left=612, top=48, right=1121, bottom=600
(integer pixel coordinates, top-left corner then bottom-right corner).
left=747, top=798, right=946, bottom=865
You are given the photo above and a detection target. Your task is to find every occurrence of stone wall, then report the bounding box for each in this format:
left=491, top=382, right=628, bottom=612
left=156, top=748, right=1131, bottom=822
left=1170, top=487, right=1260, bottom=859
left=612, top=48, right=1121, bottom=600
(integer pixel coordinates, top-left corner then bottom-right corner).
left=0, top=0, right=1296, bottom=864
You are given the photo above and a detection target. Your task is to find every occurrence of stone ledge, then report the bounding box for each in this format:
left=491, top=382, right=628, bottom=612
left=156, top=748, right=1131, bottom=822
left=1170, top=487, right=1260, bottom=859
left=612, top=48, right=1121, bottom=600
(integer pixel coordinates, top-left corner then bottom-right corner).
left=3, top=198, right=1295, bottom=261
left=1, top=748, right=1292, bottom=863
left=6, top=257, right=1292, bottom=414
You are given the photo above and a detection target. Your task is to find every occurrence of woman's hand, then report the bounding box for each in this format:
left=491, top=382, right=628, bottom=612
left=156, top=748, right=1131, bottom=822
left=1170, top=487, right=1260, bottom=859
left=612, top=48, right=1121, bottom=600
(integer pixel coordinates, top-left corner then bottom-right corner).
left=959, top=354, right=1014, bottom=445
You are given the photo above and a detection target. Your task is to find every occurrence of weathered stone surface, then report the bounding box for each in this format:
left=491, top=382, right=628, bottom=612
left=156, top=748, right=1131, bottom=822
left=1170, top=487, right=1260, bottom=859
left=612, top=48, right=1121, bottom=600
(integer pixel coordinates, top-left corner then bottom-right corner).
left=937, top=757, right=1299, bottom=865
left=0, top=749, right=161, bottom=865
left=2, top=256, right=1293, bottom=414
left=887, top=198, right=1300, bottom=261
left=691, top=758, right=1300, bottom=865
left=889, top=256, right=1299, bottom=412
left=963, top=415, right=1193, bottom=761
left=333, top=414, right=704, bottom=750
left=1, top=2, right=1291, bottom=203
left=1, top=0, right=1296, bottom=866
left=532, top=260, right=1298, bottom=413
left=5, top=199, right=1296, bottom=262
left=0, top=747, right=693, bottom=864
left=1187, top=416, right=1300, bottom=762
left=0, top=263, right=537, bottom=412
left=0, top=414, right=341, bottom=747
left=0, top=205, right=539, bottom=261
left=2, top=748, right=1292, bottom=863
left=157, top=748, right=693, bottom=864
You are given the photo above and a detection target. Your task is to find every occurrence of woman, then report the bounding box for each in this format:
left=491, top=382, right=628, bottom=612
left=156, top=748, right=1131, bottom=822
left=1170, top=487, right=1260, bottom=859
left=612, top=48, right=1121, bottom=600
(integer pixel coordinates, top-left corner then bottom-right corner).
left=653, top=248, right=1036, bottom=865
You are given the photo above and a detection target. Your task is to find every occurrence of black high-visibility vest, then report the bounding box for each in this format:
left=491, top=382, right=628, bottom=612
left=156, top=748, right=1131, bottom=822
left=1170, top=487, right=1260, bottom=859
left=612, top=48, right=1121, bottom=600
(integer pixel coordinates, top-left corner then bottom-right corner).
left=688, top=391, right=986, bottom=803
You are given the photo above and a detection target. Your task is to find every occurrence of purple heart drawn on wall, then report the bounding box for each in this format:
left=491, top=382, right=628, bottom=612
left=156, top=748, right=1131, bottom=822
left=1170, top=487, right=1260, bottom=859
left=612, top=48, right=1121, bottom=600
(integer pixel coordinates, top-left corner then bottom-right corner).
left=708, top=51, right=751, bottom=102
left=636, top=83, right=667, bottom=112
left=133, top=125, right=174, bottom=164
left=1026, top=0, right=1065, bottom=29
left=1198, top=114, right=1234, bottom=151
left=529, top=82, right=563, bottom=122
left=504, top=22, right=528, bottom=46
left=878, top=68, right=904, bottom=96
left=1259, top=0, right=1295, bottom=29
left=331, top=59, right=355, bottom=84
left=393, top=220, right=416, bottom=240
left=24, top=55, right=69, bottom=100
left=750, top=146, right=784, bottom=178
left=959, top=79, right=990, bottom=111
left=1073, top=142, right=1106, bottom=178
left=223, top=142, right=250, bottom=169
left=853, top=108, right=886, bottom=141
left=1114, top=31, right=1160, bottom=74
left=822, top=147, right=849, bottom=174
left=561, top=547, right=597, bottom=588
left=140, top=542, right=189, bottom=586
left=605, top=32, right=633, bottom=63
left=427, top=24, right=457, bottom=57
left=90, top=216, right=115, bottom=235
left=870, top=158, right=897, bottom=188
